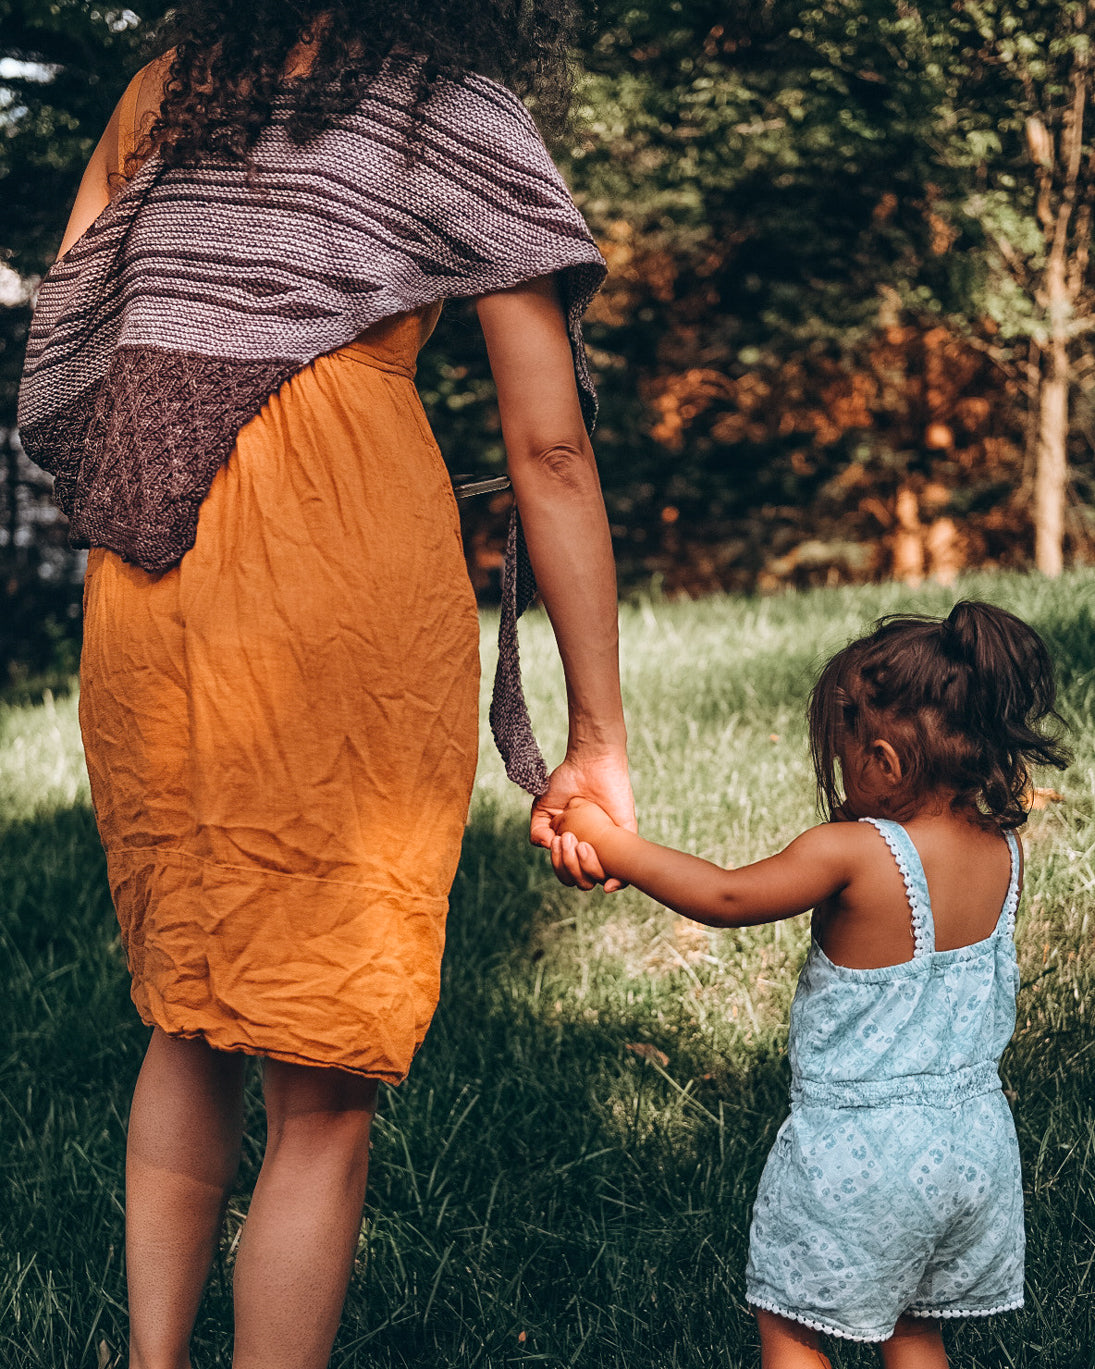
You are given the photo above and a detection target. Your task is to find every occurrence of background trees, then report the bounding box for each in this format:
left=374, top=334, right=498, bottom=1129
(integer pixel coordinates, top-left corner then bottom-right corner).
left=937, top=0, right=1095, bottom=576
left=1, top=0, right=1092, bottom=684
left=0, top=0, right=171, bottom=683
left=558, top=0, right=1093, bottom=591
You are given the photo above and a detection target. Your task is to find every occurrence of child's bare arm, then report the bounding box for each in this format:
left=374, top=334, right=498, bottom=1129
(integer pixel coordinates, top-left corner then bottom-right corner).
left=554, top=799, right=853, bottom=927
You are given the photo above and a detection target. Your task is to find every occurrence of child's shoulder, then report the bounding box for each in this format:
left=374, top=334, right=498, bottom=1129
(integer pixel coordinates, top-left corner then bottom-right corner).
left=787, top=817, right=890, bottom=858
left=778, top=818, right=899, bottom=889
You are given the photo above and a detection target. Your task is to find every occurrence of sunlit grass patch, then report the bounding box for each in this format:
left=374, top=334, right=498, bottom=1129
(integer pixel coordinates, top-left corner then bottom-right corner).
left=0, top=688, right=89, bottom=819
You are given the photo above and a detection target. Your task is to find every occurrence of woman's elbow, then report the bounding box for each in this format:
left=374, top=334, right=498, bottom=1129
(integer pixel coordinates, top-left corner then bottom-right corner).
left=510, top=439, right=598, bottom=494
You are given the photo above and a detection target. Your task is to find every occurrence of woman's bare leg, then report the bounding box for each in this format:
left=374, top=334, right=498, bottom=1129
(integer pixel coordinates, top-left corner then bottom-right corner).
left=126, top=1028, right=247, bottom=1369
left=880, top=1317, right=949, bottom=1369
left=231, top=1060, right=378, bottom=1369
left=756, top=1310, right=833, bottom=1368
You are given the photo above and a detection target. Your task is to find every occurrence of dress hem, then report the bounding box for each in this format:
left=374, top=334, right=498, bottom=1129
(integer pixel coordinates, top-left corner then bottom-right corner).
left=137, top=1012, right=411, bottom=1084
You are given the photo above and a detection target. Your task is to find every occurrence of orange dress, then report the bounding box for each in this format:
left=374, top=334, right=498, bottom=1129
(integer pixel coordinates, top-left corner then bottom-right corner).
left=78, top=83, right=481, bottom=1081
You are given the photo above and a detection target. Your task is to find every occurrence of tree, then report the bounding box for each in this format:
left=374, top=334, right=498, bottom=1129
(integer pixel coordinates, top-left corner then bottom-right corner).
left=940, top=0, right=1095, bottom=575
left=0, top=3, right=170, bottom=682
left=563, top=0, right=1093, bottom=582
left=559, top=1, right=1022, bottom=585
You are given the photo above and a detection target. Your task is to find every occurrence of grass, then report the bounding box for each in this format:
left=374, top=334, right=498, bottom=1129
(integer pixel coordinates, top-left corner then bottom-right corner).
left=1, top=570, right=1093, bottom=1368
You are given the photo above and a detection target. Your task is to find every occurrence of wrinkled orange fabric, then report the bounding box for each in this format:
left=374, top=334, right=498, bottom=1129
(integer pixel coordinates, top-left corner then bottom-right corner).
left=78, top=76, right=480, bottom=1080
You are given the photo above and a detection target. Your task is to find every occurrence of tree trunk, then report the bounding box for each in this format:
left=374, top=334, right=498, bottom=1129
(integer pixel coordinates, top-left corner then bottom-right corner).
left=1033, top=325, right=1069, bottom=576
left=1027, top=10, right=1090, bottom=578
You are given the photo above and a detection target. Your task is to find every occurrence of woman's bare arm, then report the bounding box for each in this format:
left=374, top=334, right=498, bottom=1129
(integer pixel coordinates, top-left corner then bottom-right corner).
left=56, top=59, right=167, bottom=261
left=475, top=275, right=634, bottom=886
left=56, top=115, right=119, bottom=260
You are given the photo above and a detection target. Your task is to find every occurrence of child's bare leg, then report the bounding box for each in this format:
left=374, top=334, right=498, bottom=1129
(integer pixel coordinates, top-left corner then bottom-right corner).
left=880, top=1316, right=948, bottom=1369
left=756, top=1309, right=833, bottom=1368
left=231, top=1059, right=378, bottom=1369
left=126, top=1027, right=247, bottom=1369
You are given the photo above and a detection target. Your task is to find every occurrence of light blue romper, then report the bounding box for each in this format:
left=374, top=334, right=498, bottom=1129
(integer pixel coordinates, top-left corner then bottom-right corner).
left=745, top=817, right=1025, bottom=1342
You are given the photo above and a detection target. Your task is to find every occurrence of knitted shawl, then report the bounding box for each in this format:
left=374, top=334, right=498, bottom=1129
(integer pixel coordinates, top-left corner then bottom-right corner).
left=18, top=64, right=607, bottom=795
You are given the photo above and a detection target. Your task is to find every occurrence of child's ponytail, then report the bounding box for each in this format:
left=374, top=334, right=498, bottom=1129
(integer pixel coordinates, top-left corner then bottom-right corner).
left=810, top=599, right=1070, bottom=827
left=939, top=601, right=1070, bottom=820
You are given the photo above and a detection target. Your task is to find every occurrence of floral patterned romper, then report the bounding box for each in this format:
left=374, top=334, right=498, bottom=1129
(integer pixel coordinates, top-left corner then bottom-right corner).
left=745, top=817, right=1025, bottom=1342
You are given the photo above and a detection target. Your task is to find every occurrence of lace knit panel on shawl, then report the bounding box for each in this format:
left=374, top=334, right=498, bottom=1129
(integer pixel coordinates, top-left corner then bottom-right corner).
left=39, top=351, right=296, bottom=568
left=19, top=65, right=608, bottom=794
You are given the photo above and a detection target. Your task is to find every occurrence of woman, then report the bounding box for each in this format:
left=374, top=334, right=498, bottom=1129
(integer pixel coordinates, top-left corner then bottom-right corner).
left=19, top=5, right=633, bottom=1367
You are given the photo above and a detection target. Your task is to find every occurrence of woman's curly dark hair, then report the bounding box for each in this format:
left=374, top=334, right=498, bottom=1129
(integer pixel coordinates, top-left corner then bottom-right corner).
left=808, top=600, right=1071, bottom=829
left=136, top=0, right=581, bottom=173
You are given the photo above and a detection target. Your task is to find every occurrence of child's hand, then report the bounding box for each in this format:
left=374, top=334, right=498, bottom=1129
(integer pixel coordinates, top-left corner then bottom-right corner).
left=547, top=798, right=619, bottom=890
left=554, top=796, right=617, bottom=846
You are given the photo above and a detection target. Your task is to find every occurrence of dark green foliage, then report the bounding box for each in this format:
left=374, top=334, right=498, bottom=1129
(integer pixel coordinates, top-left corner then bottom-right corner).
left=2, top=1, right=1093, bottom=673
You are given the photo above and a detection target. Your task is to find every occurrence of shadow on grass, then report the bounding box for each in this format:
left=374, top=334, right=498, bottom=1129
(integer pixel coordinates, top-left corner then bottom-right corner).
left=0, top=802, right=140, bottom=1369
left=2, top=803, right=1092, bottom=1369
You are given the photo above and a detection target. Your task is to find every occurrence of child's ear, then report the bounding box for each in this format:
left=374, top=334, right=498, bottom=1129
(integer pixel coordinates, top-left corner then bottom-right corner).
left=869, top=739, right=903, bottom=785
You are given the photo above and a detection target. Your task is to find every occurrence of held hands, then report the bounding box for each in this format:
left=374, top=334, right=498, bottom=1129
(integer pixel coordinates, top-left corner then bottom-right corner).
left=549, top=797, right=618, bottom=891
left=529, top=751, right=633, bottom=892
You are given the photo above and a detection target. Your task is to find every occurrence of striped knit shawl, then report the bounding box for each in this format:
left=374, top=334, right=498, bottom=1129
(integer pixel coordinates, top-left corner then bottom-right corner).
left=18, top=64, right=606, bottom=794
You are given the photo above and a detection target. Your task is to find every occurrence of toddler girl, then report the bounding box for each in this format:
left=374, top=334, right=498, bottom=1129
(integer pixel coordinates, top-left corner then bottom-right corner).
left=552, top=600, right=1068, bottom=1367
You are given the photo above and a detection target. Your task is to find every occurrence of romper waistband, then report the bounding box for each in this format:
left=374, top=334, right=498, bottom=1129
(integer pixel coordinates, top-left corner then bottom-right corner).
left=791, top=1061, right=1003, bottom=1110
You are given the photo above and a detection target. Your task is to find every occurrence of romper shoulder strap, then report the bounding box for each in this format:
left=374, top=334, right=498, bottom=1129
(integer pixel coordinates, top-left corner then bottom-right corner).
left=859, top=817, right=935, bottom=957
left=996, top=830, right=1021, bottom=941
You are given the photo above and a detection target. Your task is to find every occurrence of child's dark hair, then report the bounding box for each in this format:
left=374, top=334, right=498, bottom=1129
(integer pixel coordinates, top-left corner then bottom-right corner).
left=809, top=600, right=1070, bottom=828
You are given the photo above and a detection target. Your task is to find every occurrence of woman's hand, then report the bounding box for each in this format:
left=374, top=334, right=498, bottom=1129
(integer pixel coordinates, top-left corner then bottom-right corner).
left=550, top=796, right=619, bottom=887
left=529, top=749, right=635, bottom=892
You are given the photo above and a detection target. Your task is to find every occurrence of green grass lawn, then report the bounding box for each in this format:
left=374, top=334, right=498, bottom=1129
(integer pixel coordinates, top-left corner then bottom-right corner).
left=2, top=571, right=1093, bottom=1368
